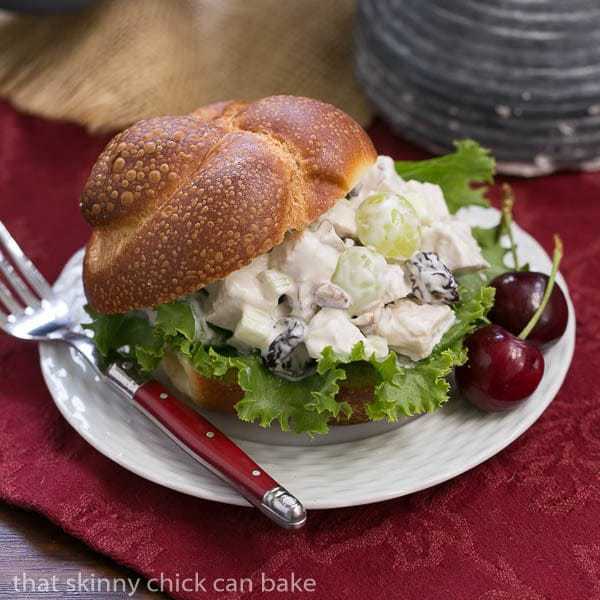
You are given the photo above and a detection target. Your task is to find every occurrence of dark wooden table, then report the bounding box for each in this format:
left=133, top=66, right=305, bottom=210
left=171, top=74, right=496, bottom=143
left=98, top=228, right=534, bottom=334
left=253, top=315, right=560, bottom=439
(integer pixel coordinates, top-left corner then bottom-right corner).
left=0, top=503, right=167, bottom=599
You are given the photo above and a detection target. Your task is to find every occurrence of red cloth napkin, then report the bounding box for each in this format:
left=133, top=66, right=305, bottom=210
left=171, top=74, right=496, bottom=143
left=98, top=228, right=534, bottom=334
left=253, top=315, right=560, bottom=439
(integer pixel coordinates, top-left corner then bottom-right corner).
left=1, top=102, right=599, bottom=600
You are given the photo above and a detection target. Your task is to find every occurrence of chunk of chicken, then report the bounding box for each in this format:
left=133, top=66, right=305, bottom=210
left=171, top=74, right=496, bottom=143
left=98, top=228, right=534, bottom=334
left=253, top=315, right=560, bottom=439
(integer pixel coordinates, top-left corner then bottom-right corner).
left=349, top=155, right=405, bottom=209
left=204, top=255, right=277, bottom=331
left=381, top=263, right=411, bottom=305
left=269, top=228, right=341, bottom=283
left=421, top=218, right=489, bottom=272
left=372, top=299, right=455, bottom=361
left=317, top=199, right=357, bottom=238
left=400, top=180, right=450, bottom=226
left=305, top=308, right=387, bottom=359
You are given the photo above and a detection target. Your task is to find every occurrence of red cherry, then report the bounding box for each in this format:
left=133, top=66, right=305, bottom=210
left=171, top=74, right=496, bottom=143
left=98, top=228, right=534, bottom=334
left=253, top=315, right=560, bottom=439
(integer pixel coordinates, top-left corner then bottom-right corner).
left=489, top=271, right=568, bottom=346
left=455, top=324, right=545, bottom=412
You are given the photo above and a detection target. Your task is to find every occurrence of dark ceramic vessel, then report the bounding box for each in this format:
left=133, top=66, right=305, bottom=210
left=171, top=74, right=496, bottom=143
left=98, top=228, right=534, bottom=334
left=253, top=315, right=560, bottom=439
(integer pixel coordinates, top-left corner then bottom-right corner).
left=356, top=0, right=600, bottom=174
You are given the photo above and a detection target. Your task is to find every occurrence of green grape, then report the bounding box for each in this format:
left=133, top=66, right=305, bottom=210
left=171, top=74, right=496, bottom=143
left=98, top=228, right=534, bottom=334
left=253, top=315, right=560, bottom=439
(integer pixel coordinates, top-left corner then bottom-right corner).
left=332, top=247, right=386, bottom=313
left=356, top=192, right=421, bottom=259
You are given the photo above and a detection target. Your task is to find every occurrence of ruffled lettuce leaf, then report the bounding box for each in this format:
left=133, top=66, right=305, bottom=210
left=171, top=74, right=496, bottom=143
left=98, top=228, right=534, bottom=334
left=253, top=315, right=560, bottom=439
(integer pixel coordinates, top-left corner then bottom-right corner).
left=317, top=341, right=464, bottom=421
left=84, top=283, right=492, bottom=435
left=83, top=308, right=153, bottom=356
left=82, top=307, right=162, bottom=371
left=155, top=302, right=195, bottom=342
left=189, top=281, right=493, bottom=434
left=395, top=140, right=495, bottom=213
left=437, top=284, right=495, bottom=351
left=318, top=339, right=466, bottom=420
left=83, top=301, right=194, bottom=372
left=83, top=266, right=498, bottom=436
left=316, top=281, right=494, bottom=422
left=367, top=346, right=467, bottom=421
left=187, top=345, right=349, bottom=435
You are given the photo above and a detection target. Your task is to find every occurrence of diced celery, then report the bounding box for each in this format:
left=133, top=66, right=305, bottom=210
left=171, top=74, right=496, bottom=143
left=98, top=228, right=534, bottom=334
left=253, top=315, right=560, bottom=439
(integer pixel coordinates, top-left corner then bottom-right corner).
left=258, top=269, right=293, bottom=301
left=232, top=305, right=275, bottom=350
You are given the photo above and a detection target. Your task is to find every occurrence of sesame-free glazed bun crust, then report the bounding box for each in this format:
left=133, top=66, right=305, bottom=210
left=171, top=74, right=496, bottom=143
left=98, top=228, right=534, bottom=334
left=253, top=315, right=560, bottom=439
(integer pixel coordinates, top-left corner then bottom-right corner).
left=82, top=95, right=377, bottom=314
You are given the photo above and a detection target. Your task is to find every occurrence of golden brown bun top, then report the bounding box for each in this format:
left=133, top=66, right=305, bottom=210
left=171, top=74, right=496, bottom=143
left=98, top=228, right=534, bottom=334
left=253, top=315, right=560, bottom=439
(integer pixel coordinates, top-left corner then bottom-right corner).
left=81, top=95, right=377, bottom=313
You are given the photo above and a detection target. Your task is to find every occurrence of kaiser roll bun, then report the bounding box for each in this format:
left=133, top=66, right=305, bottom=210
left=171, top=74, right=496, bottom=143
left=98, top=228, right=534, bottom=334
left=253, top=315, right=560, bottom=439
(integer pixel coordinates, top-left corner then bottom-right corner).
left=81, top=95, right=376, bottom=314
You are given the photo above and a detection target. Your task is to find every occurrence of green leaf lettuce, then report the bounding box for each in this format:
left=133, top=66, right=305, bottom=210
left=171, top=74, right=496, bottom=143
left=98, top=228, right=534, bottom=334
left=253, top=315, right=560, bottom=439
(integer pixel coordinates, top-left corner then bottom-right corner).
left=395, top=139, right=495, bottom=213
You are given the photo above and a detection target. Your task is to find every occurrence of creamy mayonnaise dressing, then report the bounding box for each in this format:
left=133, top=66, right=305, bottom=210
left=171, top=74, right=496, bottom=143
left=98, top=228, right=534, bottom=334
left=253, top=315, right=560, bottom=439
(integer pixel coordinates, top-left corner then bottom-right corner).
left=192, top=156, right=488, bottom=375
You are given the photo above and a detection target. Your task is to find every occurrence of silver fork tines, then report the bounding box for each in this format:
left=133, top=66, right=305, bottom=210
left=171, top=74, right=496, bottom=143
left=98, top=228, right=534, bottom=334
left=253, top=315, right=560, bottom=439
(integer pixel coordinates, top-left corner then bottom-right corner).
left=0, top=277, right=21, bottom=315
left=0, top=222, right=54, bottom=304
left=0, top=222, right=70, bottom=339
left=0, top=249, right=39, bottom=308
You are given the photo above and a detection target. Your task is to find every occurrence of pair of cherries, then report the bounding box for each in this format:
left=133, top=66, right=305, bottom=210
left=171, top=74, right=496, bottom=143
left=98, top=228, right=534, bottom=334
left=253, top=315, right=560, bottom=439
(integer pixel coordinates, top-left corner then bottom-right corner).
left=455, top=235, right=567, bottom=412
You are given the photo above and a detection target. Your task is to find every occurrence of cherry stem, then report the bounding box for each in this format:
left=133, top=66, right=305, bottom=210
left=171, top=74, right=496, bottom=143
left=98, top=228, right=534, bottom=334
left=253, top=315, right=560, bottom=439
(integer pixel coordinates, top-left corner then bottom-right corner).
left=518, top=235, right=563, bottom=340
left=500, top=184, right=519, bottom=270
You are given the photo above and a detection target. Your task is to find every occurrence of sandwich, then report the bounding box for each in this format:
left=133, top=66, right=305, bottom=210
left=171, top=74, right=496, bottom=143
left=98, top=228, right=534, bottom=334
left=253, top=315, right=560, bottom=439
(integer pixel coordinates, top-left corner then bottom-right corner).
left=81, top=95, right=502, bottom=435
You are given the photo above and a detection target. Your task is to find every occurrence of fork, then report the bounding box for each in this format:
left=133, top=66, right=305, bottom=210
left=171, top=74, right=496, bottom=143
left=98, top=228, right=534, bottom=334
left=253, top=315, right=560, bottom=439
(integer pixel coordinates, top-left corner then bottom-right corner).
left=0, top=222, right=306, bottom=529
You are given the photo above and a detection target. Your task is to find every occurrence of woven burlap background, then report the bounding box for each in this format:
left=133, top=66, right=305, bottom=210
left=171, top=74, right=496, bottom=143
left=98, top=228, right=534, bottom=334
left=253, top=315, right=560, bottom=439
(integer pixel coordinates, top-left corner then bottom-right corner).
left=0, top=0, right=372, bottom=132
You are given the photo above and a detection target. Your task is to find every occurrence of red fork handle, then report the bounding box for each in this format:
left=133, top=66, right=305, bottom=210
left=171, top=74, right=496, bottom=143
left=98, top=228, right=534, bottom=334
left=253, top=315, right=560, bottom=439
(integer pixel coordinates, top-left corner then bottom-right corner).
left=107, top=368, right=306, bottom=529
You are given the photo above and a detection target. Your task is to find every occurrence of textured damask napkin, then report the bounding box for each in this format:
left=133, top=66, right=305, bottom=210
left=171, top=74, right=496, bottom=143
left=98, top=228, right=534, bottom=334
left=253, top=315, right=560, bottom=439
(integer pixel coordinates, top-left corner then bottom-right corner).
left=0, top=101, right=598, bottom=600
left=0, top=0, right=372, bottom=133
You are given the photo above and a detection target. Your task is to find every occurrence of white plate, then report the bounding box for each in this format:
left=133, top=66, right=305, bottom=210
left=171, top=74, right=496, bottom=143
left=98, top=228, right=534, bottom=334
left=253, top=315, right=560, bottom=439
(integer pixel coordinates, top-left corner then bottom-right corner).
left=39, top=208, right=575, bottom=508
